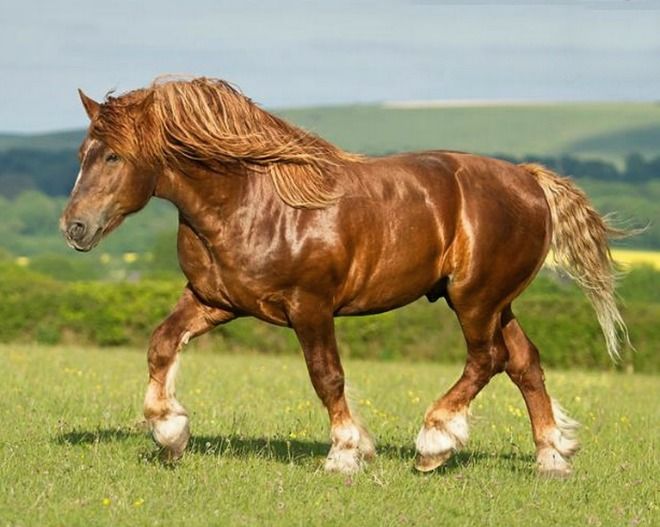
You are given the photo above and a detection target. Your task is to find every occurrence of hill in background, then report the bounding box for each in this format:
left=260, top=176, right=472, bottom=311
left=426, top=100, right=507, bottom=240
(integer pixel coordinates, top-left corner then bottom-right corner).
left=281, top=101, right=660, bottom=166
left=1, top=101, right=659, bottom=164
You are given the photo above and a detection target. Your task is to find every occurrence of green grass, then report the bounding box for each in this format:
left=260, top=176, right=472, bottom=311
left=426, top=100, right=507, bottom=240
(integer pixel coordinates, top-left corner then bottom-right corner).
left=2, top=344, right=658, bottom=526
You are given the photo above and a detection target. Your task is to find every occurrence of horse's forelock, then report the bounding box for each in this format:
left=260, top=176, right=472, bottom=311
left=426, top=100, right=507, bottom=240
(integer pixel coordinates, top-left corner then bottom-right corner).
left=86, top=89, right=154, bottom=165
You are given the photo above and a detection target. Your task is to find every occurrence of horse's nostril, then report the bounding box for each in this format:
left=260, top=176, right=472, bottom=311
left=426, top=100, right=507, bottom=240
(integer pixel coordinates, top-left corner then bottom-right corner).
left=67, top=220, right=87, bottom=241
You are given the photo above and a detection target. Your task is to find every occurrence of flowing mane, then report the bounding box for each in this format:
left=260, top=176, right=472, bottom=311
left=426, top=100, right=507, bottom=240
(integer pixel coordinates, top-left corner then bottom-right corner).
left=89, top=77, right=362, bottom=208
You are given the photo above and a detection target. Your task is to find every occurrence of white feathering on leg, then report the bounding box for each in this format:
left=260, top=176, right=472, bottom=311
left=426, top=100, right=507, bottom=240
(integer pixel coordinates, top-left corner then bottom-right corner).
left=148, top=351, right=190, bottom=459
left=344, top=390, right=376, bottom=460
left=550, top=398, right=580, bottom=458
left=324, top=422, right=362, bottom=474
left=416, top=413, right=469, bottom=457
left=537, top=399, right=580, bottom=476
left=152, top=413, right=190, bottom=459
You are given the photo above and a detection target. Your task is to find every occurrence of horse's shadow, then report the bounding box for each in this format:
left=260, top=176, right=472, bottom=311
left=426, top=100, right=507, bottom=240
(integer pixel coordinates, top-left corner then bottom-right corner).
left=55, top=427, right=534, bottom=473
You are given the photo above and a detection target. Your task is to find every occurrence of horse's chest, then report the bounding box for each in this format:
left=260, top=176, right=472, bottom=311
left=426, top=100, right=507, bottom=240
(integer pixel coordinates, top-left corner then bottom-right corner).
left=177, top=226, right=290, bottom=324
left=177, top=225, right=233, bottom=306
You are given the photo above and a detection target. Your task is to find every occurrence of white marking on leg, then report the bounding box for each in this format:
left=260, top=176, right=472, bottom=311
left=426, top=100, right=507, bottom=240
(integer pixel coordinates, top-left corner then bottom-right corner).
left=143, top=382, right=160, bottom=414
left=180, top=331, right=191, bottom=347
left=356, top=422, right=376, bottom=460
left=333, top=421, right=360, bottom=446
left=152, top=413, right=190, bottom=460
left=145, top=353, right=189, bottom=458
left=165, top=354, right=181, bottom=399
left=537, top=399, right=580, bottom=476
left=324, top=422, right=363, bottom=474
left=345, top=395, right=376, bottom=460
left=550, top=398, right=580, bottom=457
left=416, top=412, right=469, bottom=457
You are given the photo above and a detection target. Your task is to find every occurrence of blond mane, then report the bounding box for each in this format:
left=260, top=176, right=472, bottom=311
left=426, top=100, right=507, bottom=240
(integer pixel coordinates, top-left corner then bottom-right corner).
left=89, top=77, right=362, bottom=208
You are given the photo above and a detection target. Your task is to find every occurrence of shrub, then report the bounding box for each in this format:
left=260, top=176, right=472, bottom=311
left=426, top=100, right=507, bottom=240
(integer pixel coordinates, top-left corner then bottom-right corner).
left=0, top=264, right=657, bottom=372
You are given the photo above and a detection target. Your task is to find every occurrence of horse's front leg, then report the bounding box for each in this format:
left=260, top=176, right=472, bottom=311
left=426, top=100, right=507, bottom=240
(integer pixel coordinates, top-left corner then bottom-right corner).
left=291, top=306, right=375, bottom=474
left=144, top=285, right=235, bottom=460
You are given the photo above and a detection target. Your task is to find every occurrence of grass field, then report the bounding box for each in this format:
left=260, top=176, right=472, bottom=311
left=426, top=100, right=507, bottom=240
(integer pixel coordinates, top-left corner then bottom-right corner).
left=2, top=344, right=658, bottom=526
left=2, top=102, right=659, bottom=165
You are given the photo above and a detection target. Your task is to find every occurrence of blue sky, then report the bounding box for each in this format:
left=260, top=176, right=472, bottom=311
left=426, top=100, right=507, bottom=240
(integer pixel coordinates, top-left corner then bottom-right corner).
left=1, top=0, right=659, bottom=132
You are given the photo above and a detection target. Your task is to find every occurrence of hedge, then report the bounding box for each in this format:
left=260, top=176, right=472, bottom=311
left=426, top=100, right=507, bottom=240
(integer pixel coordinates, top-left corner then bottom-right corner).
left=0, top=263, right=657, bottom=372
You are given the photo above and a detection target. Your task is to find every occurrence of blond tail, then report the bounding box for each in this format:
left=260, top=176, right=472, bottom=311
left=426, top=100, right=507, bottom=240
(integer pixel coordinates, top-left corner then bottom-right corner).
left=522, top=163, right=631, bottom=361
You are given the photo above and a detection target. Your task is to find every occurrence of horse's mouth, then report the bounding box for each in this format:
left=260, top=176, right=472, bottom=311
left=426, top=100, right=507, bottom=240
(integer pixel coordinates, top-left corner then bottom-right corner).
left=67, top=226, right=103, bottom=252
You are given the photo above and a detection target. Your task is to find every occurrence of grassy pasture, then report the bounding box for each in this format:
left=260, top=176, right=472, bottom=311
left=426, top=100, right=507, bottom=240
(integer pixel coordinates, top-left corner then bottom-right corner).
left=1, top=344, right=658, bottom=526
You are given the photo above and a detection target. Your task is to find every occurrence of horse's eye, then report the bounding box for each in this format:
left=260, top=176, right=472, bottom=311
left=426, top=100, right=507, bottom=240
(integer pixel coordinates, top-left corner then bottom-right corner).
left=105, top=153, right=120, bottom=163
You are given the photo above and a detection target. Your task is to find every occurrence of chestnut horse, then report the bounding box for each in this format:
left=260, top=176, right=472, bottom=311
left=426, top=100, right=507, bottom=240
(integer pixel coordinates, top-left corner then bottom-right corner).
left=60, top=77, right=629, bottom=476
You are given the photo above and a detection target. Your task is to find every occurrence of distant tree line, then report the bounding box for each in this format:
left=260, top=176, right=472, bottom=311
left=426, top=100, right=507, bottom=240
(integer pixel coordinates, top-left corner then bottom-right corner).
left=0, top=149, right=79, bottom=198
left=0, top=148, right=659, bottom=198
left=495, top=152, right=660, bottom=183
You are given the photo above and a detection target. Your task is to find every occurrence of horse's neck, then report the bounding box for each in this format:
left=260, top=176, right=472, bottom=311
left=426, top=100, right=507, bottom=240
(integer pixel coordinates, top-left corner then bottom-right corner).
left=154, top=163, right=274, bottom=236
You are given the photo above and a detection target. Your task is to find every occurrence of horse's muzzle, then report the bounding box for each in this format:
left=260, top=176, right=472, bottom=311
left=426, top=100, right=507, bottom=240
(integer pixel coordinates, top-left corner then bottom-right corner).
left=60, top=217, right=102, bottom=252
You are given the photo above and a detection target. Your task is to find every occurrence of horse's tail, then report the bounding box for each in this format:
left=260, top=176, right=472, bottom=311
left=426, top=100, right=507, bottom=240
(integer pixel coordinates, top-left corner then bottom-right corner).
left=522, top=163, right=633, bottom=361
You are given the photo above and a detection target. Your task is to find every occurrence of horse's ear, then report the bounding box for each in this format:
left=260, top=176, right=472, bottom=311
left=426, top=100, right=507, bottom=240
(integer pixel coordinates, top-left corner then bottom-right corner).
left=78, top=89, right=101, bottom=120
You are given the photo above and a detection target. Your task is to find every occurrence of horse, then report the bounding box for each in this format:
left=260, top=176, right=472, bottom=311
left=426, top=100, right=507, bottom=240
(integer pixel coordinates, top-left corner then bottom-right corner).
left=60, top=77, right=630, bottom=477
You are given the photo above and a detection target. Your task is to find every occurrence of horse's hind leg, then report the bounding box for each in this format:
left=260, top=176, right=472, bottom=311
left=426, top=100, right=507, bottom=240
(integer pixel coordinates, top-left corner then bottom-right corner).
left=144, top=285, right=234, bottom=460
left=415, top=302, right=508, bottom=471
left=501, top=307, right=579, bottom=476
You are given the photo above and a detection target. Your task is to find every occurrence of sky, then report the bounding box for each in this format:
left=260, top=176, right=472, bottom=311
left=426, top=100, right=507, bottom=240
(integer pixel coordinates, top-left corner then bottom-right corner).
left=1, top=0, right=659, bottom=133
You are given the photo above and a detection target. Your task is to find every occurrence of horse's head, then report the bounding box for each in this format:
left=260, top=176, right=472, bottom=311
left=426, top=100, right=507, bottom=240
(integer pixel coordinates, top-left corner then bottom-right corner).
left=60, top=90, right=158, bottom=252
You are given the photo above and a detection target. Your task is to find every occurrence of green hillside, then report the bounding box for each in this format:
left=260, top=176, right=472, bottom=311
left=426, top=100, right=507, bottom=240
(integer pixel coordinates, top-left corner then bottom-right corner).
left=280, top=102, right=660, bottom=165
left=2, top=102, right=659, bottom=164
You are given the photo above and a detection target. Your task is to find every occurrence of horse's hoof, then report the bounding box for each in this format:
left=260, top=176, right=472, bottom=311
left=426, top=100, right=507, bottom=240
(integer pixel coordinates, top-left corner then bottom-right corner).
left=324, top=447, right=362, bottom=474
left=414, top=451, right=452, bottom=473
left=537, top=447, right=572, bottom=478
left=414, top=416, right=466, bottom=473
left=357, top=430, right=377, bottom=461
left=152, top=413, right=190, bottom=461
left=539, top=466, right=572, bottom=479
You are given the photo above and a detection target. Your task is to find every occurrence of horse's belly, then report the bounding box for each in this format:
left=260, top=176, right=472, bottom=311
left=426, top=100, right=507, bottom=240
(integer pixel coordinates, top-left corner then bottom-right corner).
left=335, top=285, right=432, bottom=316
left=335, top=239, right=445, bottom=316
